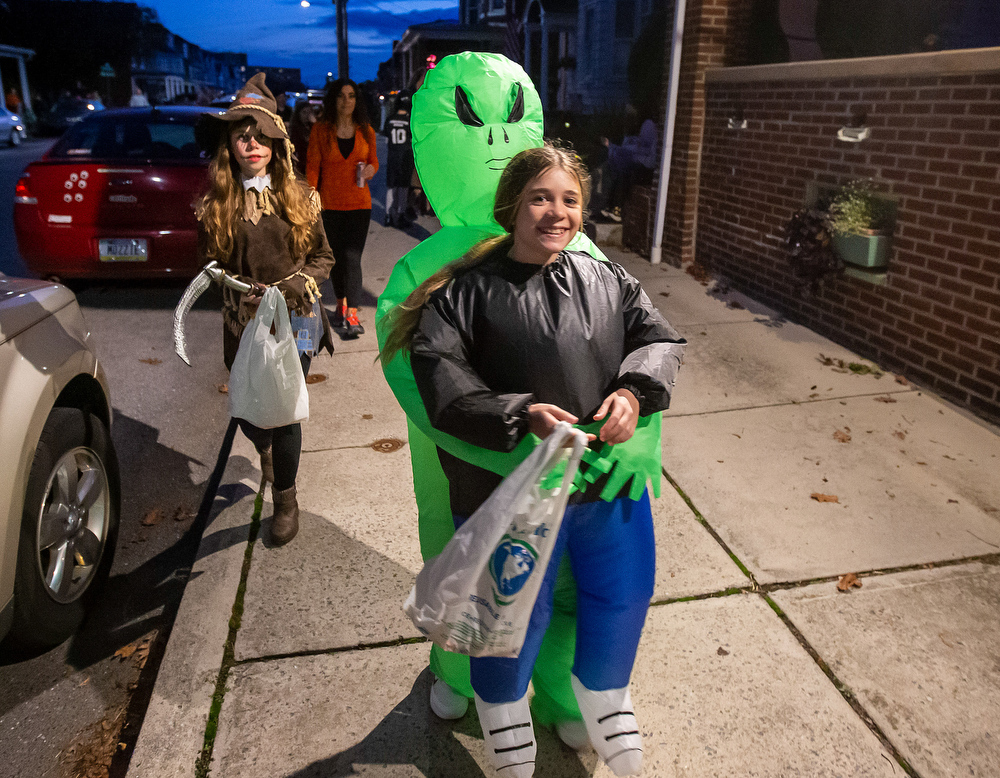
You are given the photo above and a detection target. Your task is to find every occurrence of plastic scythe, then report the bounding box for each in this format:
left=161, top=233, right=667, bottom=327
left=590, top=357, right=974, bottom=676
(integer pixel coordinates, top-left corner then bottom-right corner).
left=173, top=260, right=253, bottom=365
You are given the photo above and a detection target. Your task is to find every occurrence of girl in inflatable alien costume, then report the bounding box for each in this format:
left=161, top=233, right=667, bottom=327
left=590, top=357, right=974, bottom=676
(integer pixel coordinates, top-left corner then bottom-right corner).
left=376, top=53, right=684, bottom=777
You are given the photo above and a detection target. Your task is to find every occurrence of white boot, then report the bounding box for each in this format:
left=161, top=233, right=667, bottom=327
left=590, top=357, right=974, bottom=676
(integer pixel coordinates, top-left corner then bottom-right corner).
left=555, top=719, right=589, bottom=750
left=474, top=693, right=536, bottom=777
left=430, top=678, right=469, bottom=720
left=571, top=674, right=643, bottom=776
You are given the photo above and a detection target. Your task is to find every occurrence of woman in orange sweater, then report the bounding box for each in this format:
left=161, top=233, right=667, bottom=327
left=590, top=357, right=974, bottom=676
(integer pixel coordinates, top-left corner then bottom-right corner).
left=307, top=78, right=379, bottom=338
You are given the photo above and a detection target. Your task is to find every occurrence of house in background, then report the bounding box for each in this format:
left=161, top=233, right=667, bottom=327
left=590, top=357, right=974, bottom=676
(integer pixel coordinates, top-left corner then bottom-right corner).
left=385, top=0, right=657, bottom=115
left=0, top=0, right=259, bottom=105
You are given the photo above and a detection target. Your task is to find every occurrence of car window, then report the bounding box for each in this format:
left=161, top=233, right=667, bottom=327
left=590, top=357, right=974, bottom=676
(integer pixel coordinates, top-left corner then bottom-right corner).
left=51, top=117, right=206, bottom=161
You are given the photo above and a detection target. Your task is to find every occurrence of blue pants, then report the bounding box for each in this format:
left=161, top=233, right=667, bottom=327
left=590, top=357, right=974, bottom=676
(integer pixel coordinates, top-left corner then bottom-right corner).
left=456, top=491, right=656, bottom=704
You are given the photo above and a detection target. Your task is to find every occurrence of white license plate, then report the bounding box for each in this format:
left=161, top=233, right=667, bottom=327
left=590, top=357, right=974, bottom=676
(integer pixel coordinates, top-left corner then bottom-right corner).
left=99, top=238, right=148, bottom=262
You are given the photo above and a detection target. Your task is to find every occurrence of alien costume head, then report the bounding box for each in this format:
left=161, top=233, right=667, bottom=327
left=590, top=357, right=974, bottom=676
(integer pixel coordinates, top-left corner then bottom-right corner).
left=412, top=52, right=543, bottom=228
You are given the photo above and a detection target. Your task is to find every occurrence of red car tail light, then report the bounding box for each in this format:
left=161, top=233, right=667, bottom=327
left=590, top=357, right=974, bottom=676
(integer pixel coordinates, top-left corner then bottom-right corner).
left=14, top=175, right=37, bottom=205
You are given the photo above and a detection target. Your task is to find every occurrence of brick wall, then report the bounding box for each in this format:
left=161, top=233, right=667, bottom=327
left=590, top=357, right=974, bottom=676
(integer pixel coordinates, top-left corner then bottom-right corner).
left=697, top=49, right=1000, bottom=423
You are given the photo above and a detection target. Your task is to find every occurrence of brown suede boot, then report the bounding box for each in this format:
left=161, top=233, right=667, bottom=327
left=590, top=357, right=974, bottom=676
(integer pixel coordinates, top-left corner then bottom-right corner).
left=270, top=485, right=299, bottom=546
left=258, top=446, right=274, bottom=484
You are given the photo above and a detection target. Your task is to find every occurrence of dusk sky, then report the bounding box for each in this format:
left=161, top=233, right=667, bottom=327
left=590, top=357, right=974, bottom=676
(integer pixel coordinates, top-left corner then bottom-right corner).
left=142, top=0, right=460, bottom=87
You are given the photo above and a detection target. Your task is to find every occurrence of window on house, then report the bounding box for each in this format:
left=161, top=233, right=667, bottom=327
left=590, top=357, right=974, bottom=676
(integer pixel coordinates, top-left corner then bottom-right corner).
left=615, top=0, right=635, bottom=39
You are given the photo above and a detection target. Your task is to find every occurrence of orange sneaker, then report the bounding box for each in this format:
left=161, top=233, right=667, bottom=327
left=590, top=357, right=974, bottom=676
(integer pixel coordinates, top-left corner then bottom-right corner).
left=344, top=307, right=364, bottom=338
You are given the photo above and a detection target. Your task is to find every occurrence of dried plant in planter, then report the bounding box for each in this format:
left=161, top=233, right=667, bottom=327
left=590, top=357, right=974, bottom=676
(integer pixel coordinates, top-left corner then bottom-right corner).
left=786, top=205, right=843, bottom=293
left=827, top=178, right=894, bottom=237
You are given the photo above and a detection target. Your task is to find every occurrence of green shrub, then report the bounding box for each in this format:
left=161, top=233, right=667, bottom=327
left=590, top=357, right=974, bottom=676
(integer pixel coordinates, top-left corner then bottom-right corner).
left=827, top=179, right=894, bottom=236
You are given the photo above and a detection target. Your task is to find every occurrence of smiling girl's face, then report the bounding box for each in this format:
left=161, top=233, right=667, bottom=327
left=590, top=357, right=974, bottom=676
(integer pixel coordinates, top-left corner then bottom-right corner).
left=510, top=166, right=583, bottom=266
left=229, top=121, right=273, bottom=178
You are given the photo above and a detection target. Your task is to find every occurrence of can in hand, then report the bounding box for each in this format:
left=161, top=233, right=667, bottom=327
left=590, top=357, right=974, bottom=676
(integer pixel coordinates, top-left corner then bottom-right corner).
left=356, top=161, right=365, bottom=188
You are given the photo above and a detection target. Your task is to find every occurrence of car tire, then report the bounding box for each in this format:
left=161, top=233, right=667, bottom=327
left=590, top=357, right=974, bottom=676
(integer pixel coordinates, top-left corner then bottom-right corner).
left=8, top=407, right=120, bottom=650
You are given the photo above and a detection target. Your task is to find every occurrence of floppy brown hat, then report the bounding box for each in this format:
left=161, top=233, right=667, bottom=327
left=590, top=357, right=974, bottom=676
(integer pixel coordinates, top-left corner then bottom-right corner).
left=196, top=72, right=290, bottom=151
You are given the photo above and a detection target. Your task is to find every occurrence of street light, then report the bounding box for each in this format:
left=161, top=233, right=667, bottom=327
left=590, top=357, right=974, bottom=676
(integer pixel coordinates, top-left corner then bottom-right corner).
left=334, top=0, right=349, bottom=80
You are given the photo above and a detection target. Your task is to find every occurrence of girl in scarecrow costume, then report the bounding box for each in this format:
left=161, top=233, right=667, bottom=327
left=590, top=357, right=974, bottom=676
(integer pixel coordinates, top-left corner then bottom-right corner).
left=382, top=142, right=684, bottom=777
left=195, top=73, right=335, bottom=545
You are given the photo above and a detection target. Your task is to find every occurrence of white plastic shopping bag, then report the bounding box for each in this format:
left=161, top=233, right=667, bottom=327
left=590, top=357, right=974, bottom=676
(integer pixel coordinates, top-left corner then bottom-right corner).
left=228, top=286, right=309, bottom=429
left=404, top=422, right=587, bottom=658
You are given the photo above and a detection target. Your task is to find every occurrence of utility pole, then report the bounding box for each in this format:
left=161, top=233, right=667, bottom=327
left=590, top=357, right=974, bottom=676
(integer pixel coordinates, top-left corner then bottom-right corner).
left=335, top=0, right=349, bottom=79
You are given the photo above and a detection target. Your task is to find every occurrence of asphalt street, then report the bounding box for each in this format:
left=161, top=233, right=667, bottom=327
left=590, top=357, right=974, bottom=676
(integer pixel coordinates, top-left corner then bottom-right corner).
left=0, top=136, right=383, bottom=777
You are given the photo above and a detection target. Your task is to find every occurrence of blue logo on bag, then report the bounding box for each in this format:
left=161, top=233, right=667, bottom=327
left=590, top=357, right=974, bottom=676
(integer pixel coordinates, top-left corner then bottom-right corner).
left=490, top=537, right=538, bottom=605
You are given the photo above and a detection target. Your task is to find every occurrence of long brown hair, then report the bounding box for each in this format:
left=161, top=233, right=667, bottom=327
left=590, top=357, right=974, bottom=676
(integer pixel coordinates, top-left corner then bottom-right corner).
left=196, top=118, right=318, bottom=262
left=321, top=78, right=370, bottom=130
left=379, top=143, right=590, bottom=367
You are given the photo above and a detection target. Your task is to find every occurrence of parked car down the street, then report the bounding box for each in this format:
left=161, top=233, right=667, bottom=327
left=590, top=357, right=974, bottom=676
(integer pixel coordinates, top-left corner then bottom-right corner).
left=0, top=105, right=27, bottom=147
left=14, top=106, right=225, bottom=280
left=0, top=273, right=119, bottom=650
left=36, top=95, right=104, bottom=136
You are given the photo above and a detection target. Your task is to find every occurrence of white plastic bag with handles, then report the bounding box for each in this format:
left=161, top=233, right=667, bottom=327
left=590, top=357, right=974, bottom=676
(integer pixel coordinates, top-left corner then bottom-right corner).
left=404, top=422, right=587, bottom=658
left=228, top=286, right=309, bottom=429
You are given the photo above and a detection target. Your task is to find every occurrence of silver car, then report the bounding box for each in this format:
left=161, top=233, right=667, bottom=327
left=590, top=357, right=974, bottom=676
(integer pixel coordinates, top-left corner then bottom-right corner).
left=0, top=105, right=27, bottom=147
left=0, top=274, right=119, bottom=650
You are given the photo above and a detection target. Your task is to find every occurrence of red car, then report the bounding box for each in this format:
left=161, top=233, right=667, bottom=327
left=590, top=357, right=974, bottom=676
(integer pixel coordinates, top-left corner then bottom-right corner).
left=14, top=106, right=224, bottom=280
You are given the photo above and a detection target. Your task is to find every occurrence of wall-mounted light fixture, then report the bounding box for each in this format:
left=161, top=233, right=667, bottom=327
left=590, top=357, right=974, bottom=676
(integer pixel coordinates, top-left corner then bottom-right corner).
left=838, top=109, right=869, bottom=142
left=727, top=117, right=748, bottom=130
left=837, top=125, right=870, bottom=142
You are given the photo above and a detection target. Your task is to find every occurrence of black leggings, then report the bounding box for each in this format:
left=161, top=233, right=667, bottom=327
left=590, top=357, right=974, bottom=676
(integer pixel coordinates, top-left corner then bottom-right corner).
left=237, top=353, right=311, bottom=491
left=322, top=208, right=371, bottom=308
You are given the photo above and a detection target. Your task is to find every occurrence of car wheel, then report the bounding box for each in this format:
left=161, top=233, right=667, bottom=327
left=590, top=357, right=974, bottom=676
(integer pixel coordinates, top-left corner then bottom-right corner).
left=8, top=407, right=120, bottom=650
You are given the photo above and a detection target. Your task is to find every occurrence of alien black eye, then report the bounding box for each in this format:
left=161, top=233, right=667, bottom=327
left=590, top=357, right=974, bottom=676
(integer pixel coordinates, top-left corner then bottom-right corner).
left=506, top=84, right=524, bottom=123
left=455, top=86, right=484, bottom=127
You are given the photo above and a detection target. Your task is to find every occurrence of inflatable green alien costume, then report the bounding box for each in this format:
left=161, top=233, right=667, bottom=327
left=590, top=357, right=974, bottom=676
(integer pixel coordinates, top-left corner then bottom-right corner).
left=375, top=52, right=664, bottom=727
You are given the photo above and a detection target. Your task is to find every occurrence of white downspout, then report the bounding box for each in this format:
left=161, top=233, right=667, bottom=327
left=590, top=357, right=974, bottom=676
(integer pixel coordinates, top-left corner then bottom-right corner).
left=649, top=0, right=687, bottom=265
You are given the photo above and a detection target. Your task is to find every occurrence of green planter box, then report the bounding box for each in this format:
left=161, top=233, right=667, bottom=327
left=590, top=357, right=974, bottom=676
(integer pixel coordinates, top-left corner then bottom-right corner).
left=832, top=232, right=891, bottom=269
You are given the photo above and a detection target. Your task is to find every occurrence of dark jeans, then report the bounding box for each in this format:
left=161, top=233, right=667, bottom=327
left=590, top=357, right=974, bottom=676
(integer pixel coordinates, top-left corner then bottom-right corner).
left=322, top=208, right=371, bottom=308
left=236, top=353, right=311, bottom=491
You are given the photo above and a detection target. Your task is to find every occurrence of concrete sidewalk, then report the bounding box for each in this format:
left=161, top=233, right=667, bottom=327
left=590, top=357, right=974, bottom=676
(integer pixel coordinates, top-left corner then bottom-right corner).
left=128, top=218, right=1000, bottom=778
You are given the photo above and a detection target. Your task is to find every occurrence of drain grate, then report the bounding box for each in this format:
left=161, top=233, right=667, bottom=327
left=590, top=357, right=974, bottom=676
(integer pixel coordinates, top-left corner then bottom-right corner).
left=371, top=438, right=405, bottom=453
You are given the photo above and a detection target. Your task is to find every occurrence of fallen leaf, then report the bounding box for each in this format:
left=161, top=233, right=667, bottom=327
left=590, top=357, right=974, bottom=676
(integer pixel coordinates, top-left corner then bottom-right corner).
left=811, top=493, right=839, bottom=503
left=305, top=373, right=327, bottom=384
left=726, top=300, right=744, bottom=309
left=895, top=374, right=909, bottom=386
left=947, top=499, right=958, bottom=504
left=217, top=383, right=229, bottom=394
left=731, top=433, right=741, bottom=439
left=717, top=646, right=730, bottom=656
left=893, top=430, right=906, bottom=440
left=837, top=573, right=863, bottom=592
left=874, top=395, right=897, bottom=403
left=79, top=676, right=90, bottom=687
left=658, top=292, right=670, bottom=298
left=833, top=429, right=851, bottom=443
left=809, top=393, right=820, bottom=398
left=172, top=505, right=194, bottom=522
left=140, top=508, right=165, bottom=527
left=139, top=357, right=162, bottom=365
left=113, top=644, right=137, bottom=661
left=362, top=413, right=374, bottom=420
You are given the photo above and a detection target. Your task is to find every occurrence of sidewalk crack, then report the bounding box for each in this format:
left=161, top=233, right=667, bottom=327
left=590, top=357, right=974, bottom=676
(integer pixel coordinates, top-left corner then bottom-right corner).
left=194, top=489, right=263, bottom=778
